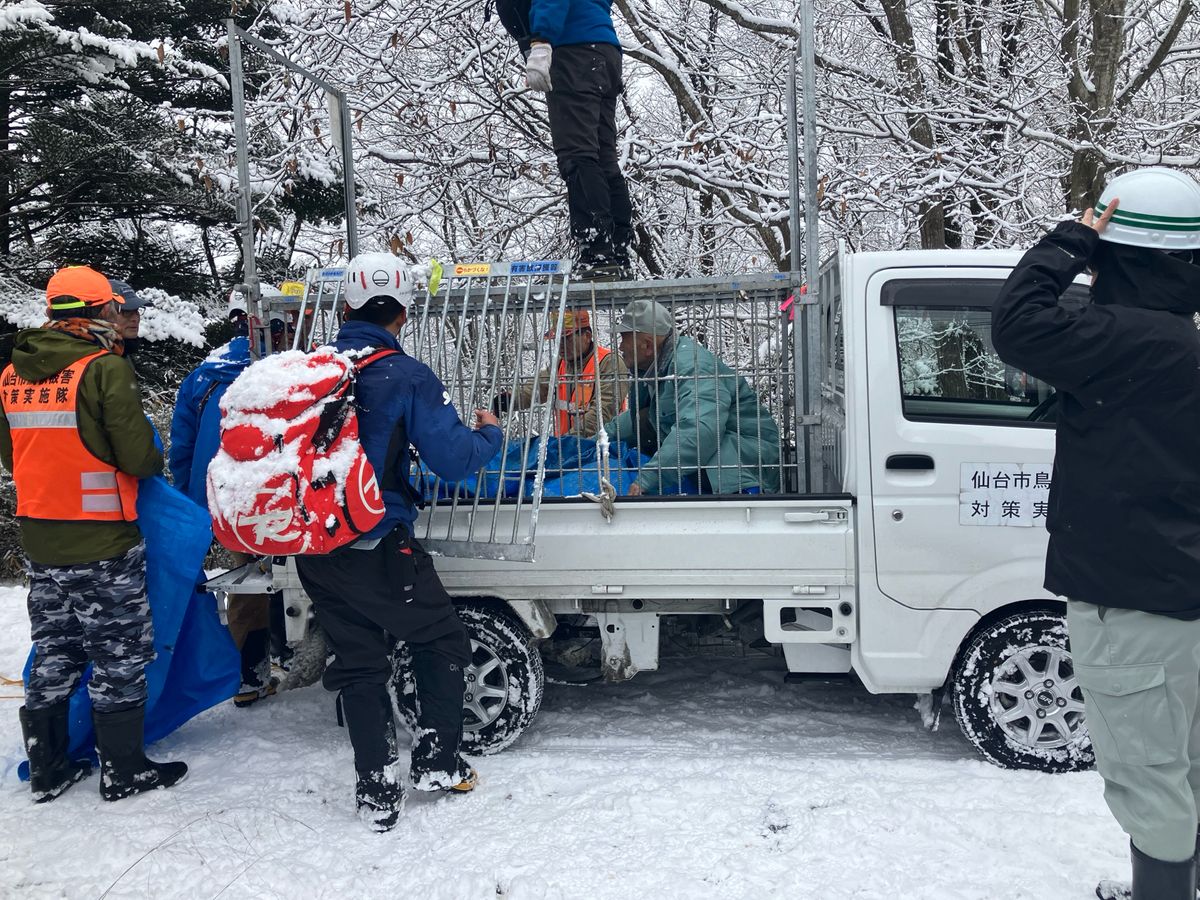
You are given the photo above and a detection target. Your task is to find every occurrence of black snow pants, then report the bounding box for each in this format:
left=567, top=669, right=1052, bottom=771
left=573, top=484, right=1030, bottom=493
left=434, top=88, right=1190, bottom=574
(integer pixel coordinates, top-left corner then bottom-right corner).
left=295, top=528, right=472, bottom=788
left=546, top=42, right=633, bottom=266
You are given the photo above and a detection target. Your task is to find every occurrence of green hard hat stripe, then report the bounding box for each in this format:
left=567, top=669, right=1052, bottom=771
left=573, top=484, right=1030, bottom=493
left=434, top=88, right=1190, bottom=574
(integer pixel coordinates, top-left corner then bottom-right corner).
left=1095, top=201, right=1200, bottom=229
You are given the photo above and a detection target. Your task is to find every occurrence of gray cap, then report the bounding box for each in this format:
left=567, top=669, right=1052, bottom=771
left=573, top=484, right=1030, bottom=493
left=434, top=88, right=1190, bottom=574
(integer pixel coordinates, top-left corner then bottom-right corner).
left=616, top=299, right=675, bottom=335
left=108, top=278, right=154, bottom=311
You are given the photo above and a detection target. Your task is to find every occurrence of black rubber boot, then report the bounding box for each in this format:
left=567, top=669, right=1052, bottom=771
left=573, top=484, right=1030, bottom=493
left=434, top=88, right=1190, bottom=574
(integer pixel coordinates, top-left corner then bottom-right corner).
left=92, top=705, right=188, bottom=801
left=1097, top=832, right=1200, bottom=900
left=1131, top=841, right=1196, bottom=900
left=18, top=703, right=91, bottom=803
left=339, top=684, right=403, bottom=832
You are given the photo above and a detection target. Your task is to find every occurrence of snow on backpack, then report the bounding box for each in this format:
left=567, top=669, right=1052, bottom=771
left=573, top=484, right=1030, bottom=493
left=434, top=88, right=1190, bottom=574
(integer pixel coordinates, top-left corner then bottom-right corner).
left=492, top=0, right=534, bottom=55
left=206, top=347, right=397, bottom=556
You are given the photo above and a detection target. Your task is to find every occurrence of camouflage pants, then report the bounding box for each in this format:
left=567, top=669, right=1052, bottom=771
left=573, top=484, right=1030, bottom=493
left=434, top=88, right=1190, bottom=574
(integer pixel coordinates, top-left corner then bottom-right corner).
left=25, top=542, right=155, bottom=713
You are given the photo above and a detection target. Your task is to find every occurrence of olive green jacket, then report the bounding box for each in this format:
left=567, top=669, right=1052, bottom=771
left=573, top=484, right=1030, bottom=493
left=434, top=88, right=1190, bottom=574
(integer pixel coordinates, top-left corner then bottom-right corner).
left=0, top=328, right=162, bottom=565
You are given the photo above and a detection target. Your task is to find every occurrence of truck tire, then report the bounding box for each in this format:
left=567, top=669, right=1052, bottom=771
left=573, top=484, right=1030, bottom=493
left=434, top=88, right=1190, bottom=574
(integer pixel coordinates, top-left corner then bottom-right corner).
left=392, top=602, right=544, bottom=756
left=951, top=609, right=1093, bottom=773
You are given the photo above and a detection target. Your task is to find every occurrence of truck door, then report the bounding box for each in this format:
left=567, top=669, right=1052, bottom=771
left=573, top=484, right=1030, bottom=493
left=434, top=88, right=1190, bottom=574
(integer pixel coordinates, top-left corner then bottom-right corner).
left=865, top=269, right=1087, bottom=610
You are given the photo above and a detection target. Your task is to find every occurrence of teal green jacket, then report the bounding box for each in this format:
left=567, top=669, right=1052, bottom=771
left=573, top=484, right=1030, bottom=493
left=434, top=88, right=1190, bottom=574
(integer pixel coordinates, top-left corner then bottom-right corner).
left=605, top=335, right=781, bottom=494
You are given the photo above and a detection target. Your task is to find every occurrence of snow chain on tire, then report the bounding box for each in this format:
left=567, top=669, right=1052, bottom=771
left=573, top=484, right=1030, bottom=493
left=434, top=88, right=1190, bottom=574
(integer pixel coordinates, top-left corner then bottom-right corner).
left=951, top=608, right=1093, bottom=774
left=392, top=602, right=545, bottom=756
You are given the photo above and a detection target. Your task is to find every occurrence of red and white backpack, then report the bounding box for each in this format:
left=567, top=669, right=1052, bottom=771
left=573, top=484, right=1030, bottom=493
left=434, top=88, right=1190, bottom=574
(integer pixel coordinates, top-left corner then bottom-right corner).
left=206, top=347, right=395, bottom=556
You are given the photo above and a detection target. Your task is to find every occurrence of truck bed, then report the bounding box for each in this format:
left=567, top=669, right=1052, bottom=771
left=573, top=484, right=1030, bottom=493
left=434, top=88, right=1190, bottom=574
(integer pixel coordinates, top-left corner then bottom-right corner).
left=421, top=495, right=856, bottom=606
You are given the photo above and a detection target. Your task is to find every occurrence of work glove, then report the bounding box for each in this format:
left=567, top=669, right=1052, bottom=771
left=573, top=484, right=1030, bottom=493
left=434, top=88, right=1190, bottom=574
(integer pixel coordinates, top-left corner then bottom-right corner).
left=525, top=43, right=553, bottom=92
left=491, top=391, right=512, bottom=415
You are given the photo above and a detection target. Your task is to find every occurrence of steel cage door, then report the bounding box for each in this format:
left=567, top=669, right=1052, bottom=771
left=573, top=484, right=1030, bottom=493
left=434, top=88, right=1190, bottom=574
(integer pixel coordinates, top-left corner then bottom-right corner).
left=408, top=260, right=572, bottom=561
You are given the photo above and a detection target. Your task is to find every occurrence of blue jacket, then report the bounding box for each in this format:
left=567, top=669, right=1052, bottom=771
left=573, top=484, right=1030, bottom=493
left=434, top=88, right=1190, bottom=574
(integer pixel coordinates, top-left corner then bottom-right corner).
left=531, top=0, right=619, bottom=48
left=169, top=337, right=251, bottom=510
left=335, top=320, right=504, bottom=539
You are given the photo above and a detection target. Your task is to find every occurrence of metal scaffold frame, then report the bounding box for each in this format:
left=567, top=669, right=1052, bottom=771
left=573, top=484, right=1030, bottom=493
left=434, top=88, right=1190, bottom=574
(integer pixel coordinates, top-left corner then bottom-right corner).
left=226, top=19, right=359, bottom=360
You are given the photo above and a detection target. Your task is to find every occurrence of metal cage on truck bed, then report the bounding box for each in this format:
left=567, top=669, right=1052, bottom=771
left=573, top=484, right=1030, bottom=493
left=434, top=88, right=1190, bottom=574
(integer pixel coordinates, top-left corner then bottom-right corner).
left=259, top=261, right=842, bottom=563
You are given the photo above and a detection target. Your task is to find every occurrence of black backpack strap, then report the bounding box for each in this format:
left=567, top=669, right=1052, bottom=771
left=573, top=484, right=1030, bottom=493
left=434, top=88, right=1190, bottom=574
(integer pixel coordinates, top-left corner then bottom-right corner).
left=353, top=347, right=425, bottom=510
left=196, top=379, right=223, bottom=420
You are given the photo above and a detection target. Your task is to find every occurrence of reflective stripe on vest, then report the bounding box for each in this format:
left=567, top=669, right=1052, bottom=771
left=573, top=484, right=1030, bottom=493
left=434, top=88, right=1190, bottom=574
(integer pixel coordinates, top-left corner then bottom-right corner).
left=0, top=351, right=139, bottom=523
left=5, top=410, right=79, bottom=428
left=555, top=346, right=611, bottom=436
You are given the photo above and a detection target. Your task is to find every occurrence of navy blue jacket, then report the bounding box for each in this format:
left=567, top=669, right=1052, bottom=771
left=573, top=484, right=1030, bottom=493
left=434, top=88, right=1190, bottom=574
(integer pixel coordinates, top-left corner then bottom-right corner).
left=170, top=337, right=251, bottom=510
left=335, top=320, right=504, bottom=540
left=531, top=0, right=619, bottom=48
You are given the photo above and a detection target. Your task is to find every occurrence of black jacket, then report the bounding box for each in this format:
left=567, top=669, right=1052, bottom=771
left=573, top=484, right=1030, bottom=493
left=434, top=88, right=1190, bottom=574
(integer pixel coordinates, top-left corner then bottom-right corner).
left=993, top=221, right=1200, bottom=618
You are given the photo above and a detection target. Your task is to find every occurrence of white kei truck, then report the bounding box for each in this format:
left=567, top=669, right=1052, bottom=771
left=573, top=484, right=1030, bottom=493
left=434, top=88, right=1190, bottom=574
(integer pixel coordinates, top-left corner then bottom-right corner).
left=217, top=245, right=1092, bottom=774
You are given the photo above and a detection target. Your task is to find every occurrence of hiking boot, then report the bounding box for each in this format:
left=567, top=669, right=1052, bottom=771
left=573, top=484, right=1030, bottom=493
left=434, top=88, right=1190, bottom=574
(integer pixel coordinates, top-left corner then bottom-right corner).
left=233, top=680, right=278, bottom=708
left=93, top=705, right=188, bottom=801
left=234, top=629, right=276, bottom=707
left=573, top=260, right=627, bottom=282
left=356, top=767, right=404, bottom=832
left=18, top=703, right=91, bottom=803
left=446, top=767, right=478, bottom=795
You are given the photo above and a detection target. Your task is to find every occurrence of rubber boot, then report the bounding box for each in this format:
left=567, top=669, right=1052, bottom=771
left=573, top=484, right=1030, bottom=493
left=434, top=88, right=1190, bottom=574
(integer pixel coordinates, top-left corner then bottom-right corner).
left=339, top=684, right=403, bottom=832
left=18, top=703, right=91, bottom=803
left=92, top=705, right=188, bottom=801
left=1129, top=842, right=1196, bottom=900
left=1098, top=832, right=1200, bottom=900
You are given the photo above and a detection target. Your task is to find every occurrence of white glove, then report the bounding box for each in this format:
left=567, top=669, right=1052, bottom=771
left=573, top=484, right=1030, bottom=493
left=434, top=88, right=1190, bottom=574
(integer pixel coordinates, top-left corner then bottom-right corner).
left=525, top=42, right=553, bottom=92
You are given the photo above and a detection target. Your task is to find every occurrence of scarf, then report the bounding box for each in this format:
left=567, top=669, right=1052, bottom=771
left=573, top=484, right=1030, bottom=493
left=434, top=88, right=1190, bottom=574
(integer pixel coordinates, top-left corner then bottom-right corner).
left=43, top=317, right=126, bottom=356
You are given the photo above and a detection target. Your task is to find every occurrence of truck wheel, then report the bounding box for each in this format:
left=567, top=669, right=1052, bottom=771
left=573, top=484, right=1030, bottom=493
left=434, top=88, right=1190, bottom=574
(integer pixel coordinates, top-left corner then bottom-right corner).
left=951, top=609, right=1093, bottom=773
left=392, top=602, right=544, bottom=755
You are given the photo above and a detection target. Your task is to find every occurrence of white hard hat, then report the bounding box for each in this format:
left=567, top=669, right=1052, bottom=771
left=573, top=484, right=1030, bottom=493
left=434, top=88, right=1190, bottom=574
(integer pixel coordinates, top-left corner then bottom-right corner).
left=344, top=252, right=415, bottom=310
left=227, top=289, right=247, bottom=314
left=1095, top=167, right=1200, bottom=251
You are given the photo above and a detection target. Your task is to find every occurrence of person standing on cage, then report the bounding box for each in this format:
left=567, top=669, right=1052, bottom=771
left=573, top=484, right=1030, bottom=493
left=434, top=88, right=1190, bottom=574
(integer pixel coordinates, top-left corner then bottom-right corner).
left=500, top=0, right=634, bottom=280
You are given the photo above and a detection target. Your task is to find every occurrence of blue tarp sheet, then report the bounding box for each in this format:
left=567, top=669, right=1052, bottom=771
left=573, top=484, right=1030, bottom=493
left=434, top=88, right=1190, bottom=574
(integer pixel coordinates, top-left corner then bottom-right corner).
left=417, top=436, right=698, bottom=500
left=20, top=476, right=240, bottom=775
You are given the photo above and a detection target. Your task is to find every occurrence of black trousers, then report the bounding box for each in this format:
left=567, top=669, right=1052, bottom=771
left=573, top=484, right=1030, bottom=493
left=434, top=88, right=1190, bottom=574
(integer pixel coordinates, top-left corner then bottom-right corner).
left=546, top=42, right=633, bottom=264
left=295, top=529, right=471, bottom=784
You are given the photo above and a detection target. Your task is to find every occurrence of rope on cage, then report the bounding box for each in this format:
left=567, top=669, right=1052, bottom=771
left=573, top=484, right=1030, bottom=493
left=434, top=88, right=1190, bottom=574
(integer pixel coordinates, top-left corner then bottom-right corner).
left=581, top=282, right=616, bottom=522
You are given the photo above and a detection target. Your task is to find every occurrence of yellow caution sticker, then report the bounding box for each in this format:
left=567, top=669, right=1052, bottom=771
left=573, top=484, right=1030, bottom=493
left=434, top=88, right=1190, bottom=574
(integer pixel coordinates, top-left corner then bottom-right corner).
left=280, top=280, right=306, bottom=297
left=428, top=259, right=444, bottom=296
left=453, top=263, right=491, bottom=276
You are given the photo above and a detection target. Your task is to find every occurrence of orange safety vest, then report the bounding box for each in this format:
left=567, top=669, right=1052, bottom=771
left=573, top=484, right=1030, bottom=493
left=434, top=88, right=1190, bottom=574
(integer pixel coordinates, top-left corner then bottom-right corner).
left=0, top=351, right=139, bottom=522
left=554, top=346, right=611, bottom=436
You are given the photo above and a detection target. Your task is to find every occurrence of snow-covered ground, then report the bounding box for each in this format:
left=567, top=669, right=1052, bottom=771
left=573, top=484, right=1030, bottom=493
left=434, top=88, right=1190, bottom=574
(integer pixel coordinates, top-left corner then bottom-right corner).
left=0, top=583, right=1127, bottom=899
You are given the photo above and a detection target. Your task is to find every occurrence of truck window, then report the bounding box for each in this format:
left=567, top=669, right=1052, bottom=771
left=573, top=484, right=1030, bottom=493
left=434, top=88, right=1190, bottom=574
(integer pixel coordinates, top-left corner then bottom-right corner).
left=883, top=278, right=1088, bottom=425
